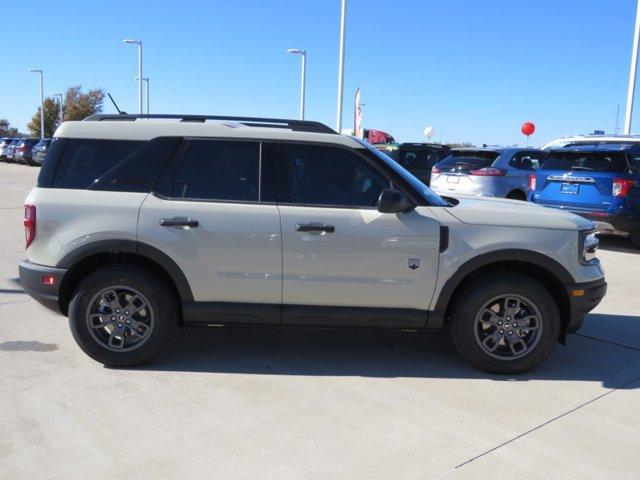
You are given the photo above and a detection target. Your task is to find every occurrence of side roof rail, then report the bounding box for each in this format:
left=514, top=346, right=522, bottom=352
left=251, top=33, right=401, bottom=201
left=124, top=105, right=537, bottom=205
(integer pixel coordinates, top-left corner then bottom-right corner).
left=83, top=114, right=336, bottom=134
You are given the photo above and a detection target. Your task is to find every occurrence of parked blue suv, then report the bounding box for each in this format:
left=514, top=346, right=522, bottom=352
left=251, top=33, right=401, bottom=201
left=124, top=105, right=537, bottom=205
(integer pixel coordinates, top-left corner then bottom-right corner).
left=529, top=144, right=640, bottom=247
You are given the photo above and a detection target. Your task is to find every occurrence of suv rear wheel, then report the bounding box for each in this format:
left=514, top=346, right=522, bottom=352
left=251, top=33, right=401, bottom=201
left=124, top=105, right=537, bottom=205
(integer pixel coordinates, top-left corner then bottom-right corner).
left=450, top=272, right=560, bottom=374
left=68, top=264, right=178, bottom=367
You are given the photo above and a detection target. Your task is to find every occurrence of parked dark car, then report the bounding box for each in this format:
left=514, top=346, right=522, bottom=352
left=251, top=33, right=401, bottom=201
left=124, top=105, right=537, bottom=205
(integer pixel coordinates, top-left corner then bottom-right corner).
left=13, top=138, right=41, bottom=165
left=32, top=138, right=51, bottom=165
left=529, top=143, right=640, bottom=247
left=375, top=143, right=450, bottom=185
left=0, top=137, right=16, bottom=161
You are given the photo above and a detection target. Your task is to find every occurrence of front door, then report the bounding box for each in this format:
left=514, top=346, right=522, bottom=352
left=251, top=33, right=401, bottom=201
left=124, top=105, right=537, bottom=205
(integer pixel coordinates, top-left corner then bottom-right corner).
left=138, top=138, right=282, bottom=325
left=274, top=142, right=440, bottom=328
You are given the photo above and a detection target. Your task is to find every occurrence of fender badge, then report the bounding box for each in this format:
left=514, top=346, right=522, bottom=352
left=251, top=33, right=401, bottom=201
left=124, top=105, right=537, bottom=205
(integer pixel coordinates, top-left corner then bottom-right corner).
left=408, top=258, right=420, bottom=270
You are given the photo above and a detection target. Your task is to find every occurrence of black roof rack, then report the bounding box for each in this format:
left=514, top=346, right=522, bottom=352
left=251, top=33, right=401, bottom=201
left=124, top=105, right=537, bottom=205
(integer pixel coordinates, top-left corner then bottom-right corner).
left=84, top=114, right=336, bottom=134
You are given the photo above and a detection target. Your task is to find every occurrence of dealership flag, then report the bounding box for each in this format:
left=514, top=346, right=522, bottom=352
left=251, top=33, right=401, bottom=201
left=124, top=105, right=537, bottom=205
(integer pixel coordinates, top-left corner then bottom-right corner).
left=354, top=88, right=363, bottom=138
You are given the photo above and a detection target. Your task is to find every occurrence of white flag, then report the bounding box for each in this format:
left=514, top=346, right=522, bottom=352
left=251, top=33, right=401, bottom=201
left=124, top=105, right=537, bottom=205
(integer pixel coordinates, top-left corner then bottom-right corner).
left=354, top=88, right=363, bottom=138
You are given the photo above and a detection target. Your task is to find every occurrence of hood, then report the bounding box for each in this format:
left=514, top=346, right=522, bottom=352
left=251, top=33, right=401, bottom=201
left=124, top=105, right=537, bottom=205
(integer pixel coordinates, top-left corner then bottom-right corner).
left=443, top=195, right=594, bottom=231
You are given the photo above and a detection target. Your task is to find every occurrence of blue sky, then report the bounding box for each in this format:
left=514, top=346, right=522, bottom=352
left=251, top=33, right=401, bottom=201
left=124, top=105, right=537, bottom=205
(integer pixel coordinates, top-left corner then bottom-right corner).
left=0, top=0, right=637, bottom=146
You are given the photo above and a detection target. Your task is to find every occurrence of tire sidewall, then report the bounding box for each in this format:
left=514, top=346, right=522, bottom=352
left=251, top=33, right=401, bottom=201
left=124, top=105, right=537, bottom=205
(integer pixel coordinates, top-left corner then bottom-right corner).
left=451, top=273, right=561, bottom=374
left=69, top=264, right=177, bottom=367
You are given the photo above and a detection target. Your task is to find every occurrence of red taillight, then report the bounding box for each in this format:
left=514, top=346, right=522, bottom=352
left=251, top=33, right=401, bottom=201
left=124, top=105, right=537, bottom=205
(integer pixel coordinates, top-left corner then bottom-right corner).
left=612, top=178, right=636, bottom=197
left=431, top=165, right=441, bottom=174
left=42, top=275, right=56, bottom=285
left=24, top=204, right=36, bottom=249
left=529, top=173, right=537, bottom=191
left=469, top=167, right=506, bottom=176
left=17, top=146, right=27, bottom=152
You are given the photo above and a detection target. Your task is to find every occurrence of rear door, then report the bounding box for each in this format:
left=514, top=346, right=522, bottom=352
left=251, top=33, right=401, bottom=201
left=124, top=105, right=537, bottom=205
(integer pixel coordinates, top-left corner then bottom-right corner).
left=274, top=142, right=440, bottom=328
left=138, top=138, right=282, bottom=324
left=532, top=152, right=630, bottom=211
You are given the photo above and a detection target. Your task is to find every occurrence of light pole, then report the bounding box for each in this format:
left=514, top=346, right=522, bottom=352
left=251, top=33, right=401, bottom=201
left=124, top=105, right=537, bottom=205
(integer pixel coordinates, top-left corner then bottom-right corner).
left=29, top=68, right=44, bottom=138
left=135, top=77, right=150, bottom=114
left=52, top=93, right=63, bottom=128
left=286, top=49, right=307, bottom=120
left=123, top=39, right=143, bottom=114
left=336, top=0, right=347, bottom=132
left=625, top=0, right=640, bottom=135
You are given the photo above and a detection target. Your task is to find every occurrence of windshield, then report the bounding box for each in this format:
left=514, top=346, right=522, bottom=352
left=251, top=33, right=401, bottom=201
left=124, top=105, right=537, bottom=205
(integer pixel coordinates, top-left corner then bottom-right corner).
left=541, top=152, right=628, bottom=173
left=360, top=141, right=449, bottom=206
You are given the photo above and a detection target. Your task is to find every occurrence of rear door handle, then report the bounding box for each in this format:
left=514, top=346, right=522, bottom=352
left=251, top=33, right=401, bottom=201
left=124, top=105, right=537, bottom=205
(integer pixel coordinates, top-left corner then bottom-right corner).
left=296, top=223, right=335, bottom=233
left=160, top=217, right=199, bottom=228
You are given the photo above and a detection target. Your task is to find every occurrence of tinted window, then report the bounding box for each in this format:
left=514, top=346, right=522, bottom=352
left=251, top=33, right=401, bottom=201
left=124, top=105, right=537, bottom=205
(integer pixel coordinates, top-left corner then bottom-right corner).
left=541, top=152, right=628, bottom=173
left=163, top=140, right=260, bottom=201
left=437, top=150, right=500, bottom=171
left=52, top=139, right=144, bottom=189
left=276, top=143, right=388, bottom=207
left=509, top=151, right=547, bottom=170
left=90, top=137, right=181, bottom=193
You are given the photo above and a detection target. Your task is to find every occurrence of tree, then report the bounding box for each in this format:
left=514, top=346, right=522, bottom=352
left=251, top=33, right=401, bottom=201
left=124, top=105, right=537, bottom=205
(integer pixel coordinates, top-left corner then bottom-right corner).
left=63, top=85, right=105, bottom=121
left=0, top=118, right=18, bottom=137
left=26, top=98, right=60, bottom=138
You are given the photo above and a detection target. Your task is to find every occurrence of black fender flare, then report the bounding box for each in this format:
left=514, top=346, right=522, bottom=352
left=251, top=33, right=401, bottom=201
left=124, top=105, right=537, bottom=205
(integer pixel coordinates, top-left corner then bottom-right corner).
left=57, top=239, right=194, bottom=302
left=429, top=249, right=573, bottom=327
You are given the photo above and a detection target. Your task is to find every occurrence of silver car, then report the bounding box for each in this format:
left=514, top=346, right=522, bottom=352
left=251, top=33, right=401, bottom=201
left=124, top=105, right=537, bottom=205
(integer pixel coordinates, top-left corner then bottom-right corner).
left=430, top=147, right=547, bottom=200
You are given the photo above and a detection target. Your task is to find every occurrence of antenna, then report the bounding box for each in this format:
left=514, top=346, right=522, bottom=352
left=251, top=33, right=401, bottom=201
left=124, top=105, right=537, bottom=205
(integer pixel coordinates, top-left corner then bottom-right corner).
left=107, top=93, right=127, bottom=115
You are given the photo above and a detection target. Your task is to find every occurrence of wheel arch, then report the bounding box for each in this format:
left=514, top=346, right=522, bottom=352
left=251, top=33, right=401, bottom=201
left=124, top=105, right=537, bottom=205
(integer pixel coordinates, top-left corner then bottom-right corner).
left=56, top=240, right=193, bottom=317
left=506, top=189, right=527, bottom=200
left=431, top=249, right=572, bottom=341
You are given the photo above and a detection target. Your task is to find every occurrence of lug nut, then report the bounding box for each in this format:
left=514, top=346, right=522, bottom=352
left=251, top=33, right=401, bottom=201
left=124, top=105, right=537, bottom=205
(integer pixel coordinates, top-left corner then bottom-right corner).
left=509, top=330, right=514, bottom=335
left=124, top=311, right=129, bottom=315
left=117, top=323, right=122, bottom=328
left=499, top=329, right=504, bottom=334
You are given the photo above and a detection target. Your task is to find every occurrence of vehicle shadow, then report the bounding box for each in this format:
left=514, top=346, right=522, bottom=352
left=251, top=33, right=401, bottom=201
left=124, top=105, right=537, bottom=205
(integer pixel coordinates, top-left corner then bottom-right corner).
left=598, top=235, right=639, bottom=254
left=137, top=313, right=640, bottom=389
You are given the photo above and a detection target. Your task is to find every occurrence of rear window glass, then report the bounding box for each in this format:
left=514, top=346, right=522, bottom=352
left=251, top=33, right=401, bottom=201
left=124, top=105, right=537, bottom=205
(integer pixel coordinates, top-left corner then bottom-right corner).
left=540, top=152, right=628, bottom=173
left=52, top=139, right=144, bottom=189
left=437, top=151, right=500, bottom=169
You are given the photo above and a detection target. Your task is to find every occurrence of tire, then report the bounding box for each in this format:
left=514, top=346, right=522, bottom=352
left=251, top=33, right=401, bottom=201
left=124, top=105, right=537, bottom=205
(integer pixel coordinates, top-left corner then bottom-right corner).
left=68, top=264, right=178, bottom=367
left=450, top=272, right=561, bottom=374
left=506, top=190, right=526, bottom=201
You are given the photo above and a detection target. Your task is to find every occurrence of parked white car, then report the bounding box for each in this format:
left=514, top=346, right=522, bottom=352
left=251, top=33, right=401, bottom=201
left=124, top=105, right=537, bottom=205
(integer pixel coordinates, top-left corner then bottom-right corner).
left=542, top=134, right=640, bottom=150
left=19, top=114, right=606, bottom=374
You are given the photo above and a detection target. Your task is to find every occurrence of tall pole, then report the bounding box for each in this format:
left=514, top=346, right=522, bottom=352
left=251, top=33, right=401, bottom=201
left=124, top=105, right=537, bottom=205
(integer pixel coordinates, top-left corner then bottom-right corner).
left=336, top=0, right=347, bottom=132
left=123, top=39, right=144, bottom=114
left=300, top=52, right=306, bottom=120
left=39, top=71, right=44, bottom=138
left=624, top=0, right=640, bottom=135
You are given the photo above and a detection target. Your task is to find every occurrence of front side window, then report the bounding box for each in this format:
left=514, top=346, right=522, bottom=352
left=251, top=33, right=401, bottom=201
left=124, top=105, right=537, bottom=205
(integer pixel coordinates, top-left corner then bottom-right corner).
left=276, top=143, right=388, bottom=207
left=164, top=140, right=260, bottom=201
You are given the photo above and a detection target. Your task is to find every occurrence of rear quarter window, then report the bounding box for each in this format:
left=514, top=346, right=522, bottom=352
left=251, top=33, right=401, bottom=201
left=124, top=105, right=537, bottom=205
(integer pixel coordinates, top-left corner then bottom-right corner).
left=49, top=139, right=145, bottom=189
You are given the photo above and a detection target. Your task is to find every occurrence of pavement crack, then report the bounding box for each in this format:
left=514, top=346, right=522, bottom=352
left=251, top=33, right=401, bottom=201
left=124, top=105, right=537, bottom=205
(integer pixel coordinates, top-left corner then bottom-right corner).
left=431, top=373, right=640, bottom=479
left=573, top=333, right=640, bottom=353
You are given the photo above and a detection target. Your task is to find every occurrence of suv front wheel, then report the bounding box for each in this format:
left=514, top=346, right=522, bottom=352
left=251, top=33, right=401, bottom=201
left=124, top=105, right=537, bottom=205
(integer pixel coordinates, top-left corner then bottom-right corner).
left=68, top=264, right=178, bottom=367
left=450, top=273, right=560, bottom=374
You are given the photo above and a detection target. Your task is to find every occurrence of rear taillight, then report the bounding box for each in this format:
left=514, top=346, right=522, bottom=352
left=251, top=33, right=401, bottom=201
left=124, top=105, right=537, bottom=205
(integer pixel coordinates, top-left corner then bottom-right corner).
left=529, top=173, right=537, bottom=191
left=24, top=204, right=36, bottom=249
left=469, top=167, right=506, bottom=176
left=431, top=165, right=441, bottom=174
left=612, top=178, right=637, bottom=197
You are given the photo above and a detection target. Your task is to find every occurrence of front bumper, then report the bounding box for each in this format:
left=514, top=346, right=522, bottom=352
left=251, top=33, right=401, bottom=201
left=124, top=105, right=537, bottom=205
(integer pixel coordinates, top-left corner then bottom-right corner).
left=18, top=260, right=67, bottom=313
left=565, top=278, right=607, bottom=334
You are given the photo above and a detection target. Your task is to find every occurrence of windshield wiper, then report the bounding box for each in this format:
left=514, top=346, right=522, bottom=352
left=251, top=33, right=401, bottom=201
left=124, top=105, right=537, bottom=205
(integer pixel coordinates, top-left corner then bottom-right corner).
left=571, top=166, right=595, bottom=171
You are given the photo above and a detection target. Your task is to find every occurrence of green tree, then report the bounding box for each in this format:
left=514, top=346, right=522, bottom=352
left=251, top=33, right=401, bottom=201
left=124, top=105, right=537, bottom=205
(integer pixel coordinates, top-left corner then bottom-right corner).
left=63, top=85, right=105, bottom=121
left=26, top=98, right=60, bottom=138
left=0, top=118, right=18, bottom=137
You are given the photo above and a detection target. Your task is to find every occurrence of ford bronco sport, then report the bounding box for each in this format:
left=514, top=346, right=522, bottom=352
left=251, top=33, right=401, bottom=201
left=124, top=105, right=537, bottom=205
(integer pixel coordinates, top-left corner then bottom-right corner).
left=19, top=114, right=606, bottom=374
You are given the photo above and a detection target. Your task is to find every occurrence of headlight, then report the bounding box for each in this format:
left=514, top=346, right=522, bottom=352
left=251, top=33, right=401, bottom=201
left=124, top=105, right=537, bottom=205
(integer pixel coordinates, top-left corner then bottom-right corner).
left=580, top=230, right=599, bottom=265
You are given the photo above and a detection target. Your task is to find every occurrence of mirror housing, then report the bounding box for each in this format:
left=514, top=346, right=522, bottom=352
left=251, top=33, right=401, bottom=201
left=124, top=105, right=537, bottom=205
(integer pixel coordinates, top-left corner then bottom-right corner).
left=377, top=188, right=413, bottom=214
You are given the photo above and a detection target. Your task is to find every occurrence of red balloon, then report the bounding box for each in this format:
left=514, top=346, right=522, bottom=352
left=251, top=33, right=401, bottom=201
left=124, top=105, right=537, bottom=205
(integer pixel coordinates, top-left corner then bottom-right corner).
left=521, top=122, right=536, bottom=136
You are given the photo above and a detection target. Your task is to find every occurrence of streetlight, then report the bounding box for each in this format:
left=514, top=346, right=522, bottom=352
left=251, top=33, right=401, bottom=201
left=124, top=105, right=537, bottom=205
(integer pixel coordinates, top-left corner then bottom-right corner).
left=52, top=93, right=63, bottom=128
left=336, top=0, right=347, bottom=132
left=29, top=68, right=44, bottom=138
left=625, top=0, right=640, bottom=135
left=286, top=49, right=307, bottom=120
left=135, top=77, right=150, bottom=114
left=123, top=39, right=143, bottom=114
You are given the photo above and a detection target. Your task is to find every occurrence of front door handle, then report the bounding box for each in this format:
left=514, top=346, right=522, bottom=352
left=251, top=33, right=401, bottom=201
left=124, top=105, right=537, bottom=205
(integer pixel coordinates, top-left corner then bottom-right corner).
left=296, top=223, right=335, bottom=233
left=160, top=217, right=199, bottom=228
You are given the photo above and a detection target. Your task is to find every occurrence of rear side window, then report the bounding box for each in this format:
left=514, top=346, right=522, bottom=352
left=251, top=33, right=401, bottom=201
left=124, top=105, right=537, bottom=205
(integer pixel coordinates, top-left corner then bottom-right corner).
left=509, top=151, right=547, bottom=170
left=541, top=152, right=628, bottom=173
left=51, top=139, right=144, bottom=189
left=159, top=139, right=260, bottom=202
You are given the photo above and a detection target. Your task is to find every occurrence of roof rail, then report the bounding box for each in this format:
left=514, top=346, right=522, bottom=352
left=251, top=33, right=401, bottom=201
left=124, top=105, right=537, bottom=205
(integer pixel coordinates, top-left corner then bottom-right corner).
left=83, top=114, right=336, bottom=134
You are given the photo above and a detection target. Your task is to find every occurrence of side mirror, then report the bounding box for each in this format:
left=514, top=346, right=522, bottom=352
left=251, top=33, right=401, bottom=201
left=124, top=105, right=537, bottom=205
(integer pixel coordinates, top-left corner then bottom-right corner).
left=377, top=188, right=413, bottom=214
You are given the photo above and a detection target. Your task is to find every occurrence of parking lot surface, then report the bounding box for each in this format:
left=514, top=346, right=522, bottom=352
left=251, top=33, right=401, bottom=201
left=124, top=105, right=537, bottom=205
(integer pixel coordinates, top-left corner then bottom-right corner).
left=1, top=162, right=639, bottom=480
